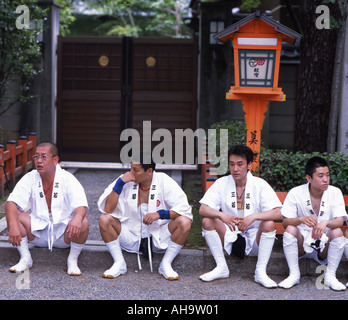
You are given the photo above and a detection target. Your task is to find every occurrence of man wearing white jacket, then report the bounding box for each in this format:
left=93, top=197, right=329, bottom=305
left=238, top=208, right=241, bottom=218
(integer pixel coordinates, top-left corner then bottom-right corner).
left=97, top=152, right=192, bottom=280
left=279, top=156, right=347, bottom=291
left=6, top=142, right=89, bottom=276
left=199, top=145, right=282, bottom=288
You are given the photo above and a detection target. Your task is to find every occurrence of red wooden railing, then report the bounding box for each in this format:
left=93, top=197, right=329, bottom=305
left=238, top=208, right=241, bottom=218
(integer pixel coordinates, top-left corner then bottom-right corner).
left=0, top=133, right=37, bottom=198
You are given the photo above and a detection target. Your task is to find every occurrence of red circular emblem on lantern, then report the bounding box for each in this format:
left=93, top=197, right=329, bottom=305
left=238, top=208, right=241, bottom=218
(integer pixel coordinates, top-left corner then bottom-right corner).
left=256, top=58, right=265, bottom=66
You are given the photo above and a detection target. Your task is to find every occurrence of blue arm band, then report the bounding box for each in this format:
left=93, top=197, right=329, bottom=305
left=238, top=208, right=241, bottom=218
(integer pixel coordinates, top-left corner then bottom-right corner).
left=113, top=178, right=126, bottom=194
left=158, top=209, right=170, bottom=220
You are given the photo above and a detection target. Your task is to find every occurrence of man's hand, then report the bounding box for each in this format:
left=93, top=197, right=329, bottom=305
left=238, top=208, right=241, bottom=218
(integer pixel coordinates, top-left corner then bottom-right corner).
left=300, top=216, right=317, bottom=229
left=143, top=212, right=160, bottom=225
left=236, top=214, right=256, bottom=232
left=220, top=212, right=241, bottom=232
left=312, top=221, right=328, bottom=240
left=8, top=225, right=22, bottom=247
left=67, top=215, right=82, bottom=240
left=121, top=171, right=135, bottom=183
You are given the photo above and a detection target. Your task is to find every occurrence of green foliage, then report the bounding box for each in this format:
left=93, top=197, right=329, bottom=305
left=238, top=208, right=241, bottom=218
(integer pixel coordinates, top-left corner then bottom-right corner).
left=148, top=0, right=191, bottom=38
left=209, top=120, right=348, bottom=194
left=240, top=0, right=261, bottom=12
left=72, top=0, right=192, bottom=38
left=258, top=149, right=348, bottom=194
left=210, top=119, right=247, bottom=147
left=0, top=0, right=47, bottom=115
left=54, top=0, right=76, bottom=36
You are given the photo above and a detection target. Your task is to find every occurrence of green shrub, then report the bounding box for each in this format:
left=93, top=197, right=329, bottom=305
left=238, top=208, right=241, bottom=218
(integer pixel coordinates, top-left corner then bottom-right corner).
left=210, top=119, right=247, bottom=146
left=258, top=148, right=348, bottom=194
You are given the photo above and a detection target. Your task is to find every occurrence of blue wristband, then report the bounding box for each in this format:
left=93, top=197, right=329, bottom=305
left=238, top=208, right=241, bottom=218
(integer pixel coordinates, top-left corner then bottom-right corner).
left=113, top=178, right=126, bottom=194
left=158, top=209, right=170, bottom=219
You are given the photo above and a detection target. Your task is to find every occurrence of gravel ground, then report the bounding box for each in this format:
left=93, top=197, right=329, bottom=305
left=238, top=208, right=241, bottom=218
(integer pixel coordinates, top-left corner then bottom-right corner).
left=1, top=262, right=348, bottom=301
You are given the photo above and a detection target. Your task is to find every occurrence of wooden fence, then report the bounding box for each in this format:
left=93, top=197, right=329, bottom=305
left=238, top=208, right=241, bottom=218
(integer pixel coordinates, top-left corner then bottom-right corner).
left=0, top=133, right=37, bottom=199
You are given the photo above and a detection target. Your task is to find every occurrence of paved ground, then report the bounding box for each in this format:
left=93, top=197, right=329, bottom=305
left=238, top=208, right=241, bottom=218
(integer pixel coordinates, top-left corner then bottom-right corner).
left=0, top=168, right=348, bottom=306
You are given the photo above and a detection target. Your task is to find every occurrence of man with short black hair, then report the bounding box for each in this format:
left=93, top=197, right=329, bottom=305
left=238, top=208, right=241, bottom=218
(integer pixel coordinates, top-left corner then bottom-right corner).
left=279, top=156, right=347, bottom=291
left=98, top=152, right=192, bottom=280
left=199, top=145, right=282, bottom=288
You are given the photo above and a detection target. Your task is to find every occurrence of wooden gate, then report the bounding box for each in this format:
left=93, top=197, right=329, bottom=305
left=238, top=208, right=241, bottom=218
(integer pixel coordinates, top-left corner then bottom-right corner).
left=57, top=36, right=197, bottom=162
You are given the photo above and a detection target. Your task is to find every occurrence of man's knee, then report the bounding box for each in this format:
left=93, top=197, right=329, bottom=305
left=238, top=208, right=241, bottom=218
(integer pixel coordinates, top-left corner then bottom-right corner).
left=284, top=224, right=298, bottom=236
left=176, top=215, right=191, bottom=233
left=329, top=227, right=343, bottom=240
left=99, top=214, right=120, bottom=232
left=201, top=217, right=215, bottom=230
left=259, top=220, right=275, bottom=232
left=99, top=213, right=113, bottom=227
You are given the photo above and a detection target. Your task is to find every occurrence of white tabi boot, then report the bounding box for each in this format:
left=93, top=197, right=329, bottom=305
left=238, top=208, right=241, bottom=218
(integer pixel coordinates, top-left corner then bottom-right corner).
left=254, top=230, right=278, bottom=288
left=199, top=229, right=229, bottom=282
left=344, top=240, right=348, bottom=287
left=324, top=236, right=346, bottom=291
left=9, top=236, right=33, bottom=273
left=103, top=238, right=127, bottom=279
left=67, top=242, right=84, bottom=276
left=159, top=240, right=182, bottom=280
left=278, top=232, right=300, bottom=289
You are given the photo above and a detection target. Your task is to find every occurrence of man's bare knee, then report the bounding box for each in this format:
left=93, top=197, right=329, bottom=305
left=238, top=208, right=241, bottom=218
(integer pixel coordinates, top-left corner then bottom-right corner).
left=284, top=225, right=299, bottom=237
left=259, top=220, right=275, bottom=232
left=202, top=217, right=215, bottom=230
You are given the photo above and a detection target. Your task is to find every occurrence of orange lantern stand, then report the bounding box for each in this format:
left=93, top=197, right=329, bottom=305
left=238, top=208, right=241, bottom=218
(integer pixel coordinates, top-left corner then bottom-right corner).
left=214, top=11, right=301, bottom=172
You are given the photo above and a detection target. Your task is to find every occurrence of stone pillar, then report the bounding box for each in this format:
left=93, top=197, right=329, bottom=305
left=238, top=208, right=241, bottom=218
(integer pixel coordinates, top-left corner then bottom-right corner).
left=37, top=0, right=60, bottom=143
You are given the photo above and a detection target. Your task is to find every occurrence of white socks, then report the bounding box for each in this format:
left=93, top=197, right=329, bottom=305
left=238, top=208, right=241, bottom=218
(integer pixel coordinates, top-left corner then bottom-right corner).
left=103, top=238, right=127, bottom=279
left=279, top=233, right=346, bottom=291
left=67, top=242, right=84, bottom=276
left=10, top=237, right=84, bottom=276
left=159, top=240, right=182, bottom=280
left=10, top=236, right=33, bottom=273
left=254, top=230, right=278, bottom=288
left=199, top=229, right=229, bottom=282
left=200, top=229, right=277, bottom=287
left=278, top=232, right=300, bottom=289
left=324, top=236, right=346, bottom=291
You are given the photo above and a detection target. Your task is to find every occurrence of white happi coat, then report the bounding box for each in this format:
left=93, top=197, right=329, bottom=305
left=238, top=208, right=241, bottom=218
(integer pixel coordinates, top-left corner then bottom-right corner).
left=7, top=164, right=88, bottom=249
left=281, top=183, right=347, bottom=253
left=200, top=171, right=282, bottom=254
left=97, top=171, right=192, bottom=250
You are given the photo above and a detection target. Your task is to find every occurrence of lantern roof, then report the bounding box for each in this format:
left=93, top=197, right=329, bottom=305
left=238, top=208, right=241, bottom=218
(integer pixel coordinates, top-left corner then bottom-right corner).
left=214, top=10, right=302, bottom=46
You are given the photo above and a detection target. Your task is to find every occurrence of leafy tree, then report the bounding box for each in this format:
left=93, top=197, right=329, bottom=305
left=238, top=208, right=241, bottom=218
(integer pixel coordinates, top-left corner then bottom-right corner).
left=73, top=0, right=192, bottom=37
left=148, top=0, right=191, bottom=37
left=55, top=0, right=76, bottom=36
left=0, top=0, right=47, bottom=116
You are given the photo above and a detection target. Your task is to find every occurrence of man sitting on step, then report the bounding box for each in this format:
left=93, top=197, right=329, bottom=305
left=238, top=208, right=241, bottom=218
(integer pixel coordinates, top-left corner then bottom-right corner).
left=199, top=145, right=282, bottom=288
left=279, top=156, right=347, bottom=291
left=6, top=142, right=89, bottom=276
left=97, top=152, right=192, bottom=280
